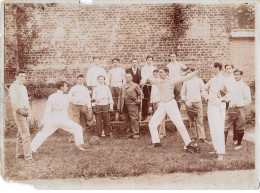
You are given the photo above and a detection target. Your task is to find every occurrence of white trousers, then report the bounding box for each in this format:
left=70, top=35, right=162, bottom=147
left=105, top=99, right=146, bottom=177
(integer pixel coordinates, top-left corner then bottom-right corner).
left=149, top=99, right=191, bottom=145
left=207, top=103, right=226, bottom=154
left=31, top=117, right=84, bottom=152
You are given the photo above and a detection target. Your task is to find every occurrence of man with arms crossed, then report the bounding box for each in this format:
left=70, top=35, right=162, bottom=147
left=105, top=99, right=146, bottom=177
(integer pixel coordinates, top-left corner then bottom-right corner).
left=9, top=70, right=33, bottom=161
left=203, top=62, right=232, bottom=161
left=31, top=81, right=86, bottom=152
left=224, top=69, right=251, bottom=150
left=86, top=56, right=108, bottom=93
left=147, top=68, right=199, bottom=151
left=167, top=53, right=188, bottom=109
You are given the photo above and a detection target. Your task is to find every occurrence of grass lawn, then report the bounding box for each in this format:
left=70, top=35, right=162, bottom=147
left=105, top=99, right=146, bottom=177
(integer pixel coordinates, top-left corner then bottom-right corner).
left=3, top=126, right=255, bottom=181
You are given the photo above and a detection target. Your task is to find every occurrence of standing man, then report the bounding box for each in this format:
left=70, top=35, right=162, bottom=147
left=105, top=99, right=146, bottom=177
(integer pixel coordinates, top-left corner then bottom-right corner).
left=92, top=75, right=114, bottom=137
left=30, top=81, right=86, bottom=153
left=150, top=69, right=166, bottom=140
left=86, top=56, right=108, bottom=94
left=125, top=58, right=141, bottom=84
left=68, top=74, right=92, bottom=142
left=181, top=67, right=206, bottom=143
left=223, top=64, right=238, bottom=144
left=118, top=73, right=142, bottom=139
left=224, top=69, right=251, bottom=150
left=140, top=55, right=157, bottom=121
left=203, top=62, right=232, bottom=161
left=9, top=70, right=33, bottom=161
left=166, top=53, right=188, bottom=109
left=147, top=68, right=199, bottom=151
left=107, top=58, right=126, bottom=120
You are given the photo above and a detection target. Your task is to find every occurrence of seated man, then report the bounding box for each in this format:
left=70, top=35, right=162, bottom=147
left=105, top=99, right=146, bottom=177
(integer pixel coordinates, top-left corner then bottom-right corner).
left=31, top=81, right=86, bottom=152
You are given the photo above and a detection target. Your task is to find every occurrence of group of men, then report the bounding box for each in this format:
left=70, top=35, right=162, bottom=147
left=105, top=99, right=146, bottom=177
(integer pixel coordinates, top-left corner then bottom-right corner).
left=9, top=53, right=251, bottom=162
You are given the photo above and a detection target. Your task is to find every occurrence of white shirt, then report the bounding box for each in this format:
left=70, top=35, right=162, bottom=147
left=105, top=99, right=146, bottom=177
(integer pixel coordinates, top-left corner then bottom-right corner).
left=167, top=61, right=187, bottom=79
left=132, top=67, right=138, bottom=75
left=68, top=84, right=91, bottom=108
left=203, top=73, right=232, bottom=106
left=86, top=65, right=108, bottom=87
left=108, top=67, right=126, bottom=87
left=224, top=74, right=236, bottom=96
left=92, top=84, right=113, bottom=107
left=150, top=84, right=160, bottom=103
left=140, top=64, right=157, bottom=84
left=9, top=81, right=30, bottom=111
left=181, top=76, right=205, bottom=103
left=229, top=80, right=251, bottom=107
left=41, top=90, right=70, bottom=124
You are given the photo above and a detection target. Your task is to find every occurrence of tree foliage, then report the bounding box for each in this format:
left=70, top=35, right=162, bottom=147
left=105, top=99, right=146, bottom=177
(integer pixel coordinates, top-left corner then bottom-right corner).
left=170, top=4, right=194, bottom=56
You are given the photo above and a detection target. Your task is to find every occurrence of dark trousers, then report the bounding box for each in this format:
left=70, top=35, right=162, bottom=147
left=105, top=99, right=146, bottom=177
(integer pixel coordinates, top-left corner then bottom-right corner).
left=110, top=87, right=121, bottom=120
left=95, top=104, right=110, bottom=137
left=142, top=85, right=152, bottom=119
left=174, top=88, right=182, bottom=110
left=123, top=99, right=140, bottom=137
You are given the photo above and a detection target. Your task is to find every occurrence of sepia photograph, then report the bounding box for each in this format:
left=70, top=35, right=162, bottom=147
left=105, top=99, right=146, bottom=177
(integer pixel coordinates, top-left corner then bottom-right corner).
left=0, top=0, right=259, bottom=190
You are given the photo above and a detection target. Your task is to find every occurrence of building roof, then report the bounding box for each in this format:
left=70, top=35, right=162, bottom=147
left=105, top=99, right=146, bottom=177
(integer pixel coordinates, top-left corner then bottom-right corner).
left=231, top=29, right=255, bottom=38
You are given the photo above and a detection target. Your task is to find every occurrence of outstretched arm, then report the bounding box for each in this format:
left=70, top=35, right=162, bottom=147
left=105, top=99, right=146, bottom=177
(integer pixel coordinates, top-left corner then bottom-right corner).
left=171, top=71, right=198, bottom=85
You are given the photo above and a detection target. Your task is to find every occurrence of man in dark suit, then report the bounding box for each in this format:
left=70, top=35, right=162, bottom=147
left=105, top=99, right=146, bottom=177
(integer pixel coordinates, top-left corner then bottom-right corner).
left=125, top=59, right=141, bottom=84
left=118, top=73, right=143, bottom=139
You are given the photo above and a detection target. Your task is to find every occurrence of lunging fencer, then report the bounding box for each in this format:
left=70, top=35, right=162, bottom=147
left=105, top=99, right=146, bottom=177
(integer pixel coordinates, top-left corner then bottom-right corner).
left=30, top=81, right=86, bottom=152
left=147, top=68, right=199, bottom=152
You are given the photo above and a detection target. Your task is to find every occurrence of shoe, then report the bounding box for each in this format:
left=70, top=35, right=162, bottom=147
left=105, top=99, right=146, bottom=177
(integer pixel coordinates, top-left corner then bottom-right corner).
left=233, top=140, right=238, bottom=145
left=218, top=154, right=224, bottom=161
left=149, top=143, right=162, bottom=148
left=77, top=146, right=87, bottom=151
left=16, top=155, right=24, bottom=159
left=123, top=135, right=133, bottom=139
left=208, top=151, right=217, bottom=154
left=234, top=145, right=242, bottom=150
left=159, top=136, right=166, bottom=140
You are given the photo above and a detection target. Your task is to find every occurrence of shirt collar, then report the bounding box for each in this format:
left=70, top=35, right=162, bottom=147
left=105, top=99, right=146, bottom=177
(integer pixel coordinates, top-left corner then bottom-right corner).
left=15, top=80, right=23, bottom=85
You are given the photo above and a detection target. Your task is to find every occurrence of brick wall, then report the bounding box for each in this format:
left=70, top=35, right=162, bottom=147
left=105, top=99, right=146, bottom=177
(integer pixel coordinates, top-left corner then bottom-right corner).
left=4, top=3, right=246, bottom=84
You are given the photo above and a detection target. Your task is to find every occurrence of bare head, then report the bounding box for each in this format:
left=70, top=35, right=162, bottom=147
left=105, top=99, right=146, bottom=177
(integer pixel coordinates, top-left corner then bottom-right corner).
left=125, top=73, right=133, bottom=83
left=77, top=74, right=85, bottom=85
left=15, top=70, right=26, bottom=84
left=146, top=55, right=153, bottom=66
left=170, top=53, right=177, bottom=62
left=132, top=59, right=138, bottom=68
left=97, top=75, right=105, bottom=85
left=233, top=69, right=243, bottom=81
left=210, top=62, right=222, bottom=75
left=56, top=81, right=68, bottom=93
left=159, top=68, right=169, bottom=79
